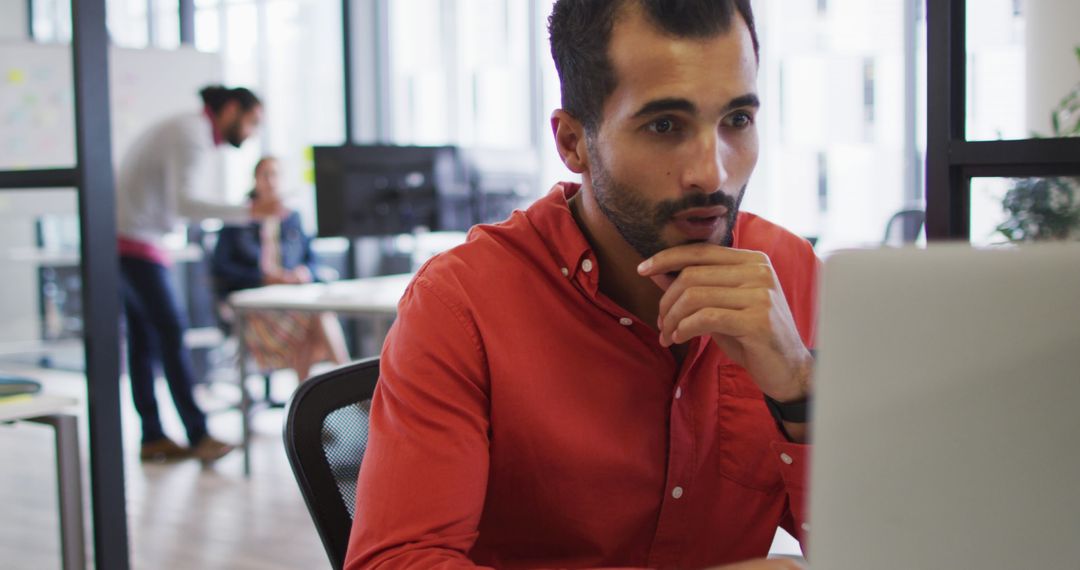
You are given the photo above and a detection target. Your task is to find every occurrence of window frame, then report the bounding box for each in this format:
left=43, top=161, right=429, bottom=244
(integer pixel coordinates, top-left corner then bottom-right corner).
left=925, top=0, right=1080, bottom=240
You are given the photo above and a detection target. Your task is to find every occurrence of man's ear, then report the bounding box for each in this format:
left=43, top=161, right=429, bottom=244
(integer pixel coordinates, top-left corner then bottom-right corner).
left=551, top=109, right=590, bottom=174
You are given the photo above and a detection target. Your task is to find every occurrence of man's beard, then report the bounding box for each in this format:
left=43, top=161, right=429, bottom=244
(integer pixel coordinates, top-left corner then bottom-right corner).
left=590, top=149, right=745, bottom=260
left=224, top=119, right=245, bottom=148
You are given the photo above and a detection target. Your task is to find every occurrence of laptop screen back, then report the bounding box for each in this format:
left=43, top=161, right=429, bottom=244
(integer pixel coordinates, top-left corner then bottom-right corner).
left=808, top=244, right=1080, bottom=570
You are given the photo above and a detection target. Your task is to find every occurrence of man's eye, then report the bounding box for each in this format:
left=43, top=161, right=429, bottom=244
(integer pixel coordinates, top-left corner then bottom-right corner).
left=650, top=118, right=675, bottom=134
left=729, top=112, right=754, bottom=129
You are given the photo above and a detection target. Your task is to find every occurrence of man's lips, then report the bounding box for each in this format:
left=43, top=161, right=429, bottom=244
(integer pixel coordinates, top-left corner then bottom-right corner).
left=670, top=206, right=728, bottom=240
left=671, top=206, right=729, bottom=222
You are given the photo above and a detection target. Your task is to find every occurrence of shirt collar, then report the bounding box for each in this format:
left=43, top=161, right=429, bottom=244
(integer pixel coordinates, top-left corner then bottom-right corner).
left=525, top=182, right=600, bottom=292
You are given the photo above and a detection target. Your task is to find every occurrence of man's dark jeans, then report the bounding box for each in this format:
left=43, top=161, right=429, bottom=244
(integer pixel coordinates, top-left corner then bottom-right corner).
left=120, top=256, right=208, bottom=444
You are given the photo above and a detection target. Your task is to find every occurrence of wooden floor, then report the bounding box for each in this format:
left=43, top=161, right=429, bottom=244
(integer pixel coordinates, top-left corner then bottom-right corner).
left=0, top=363, right=330, bottom=570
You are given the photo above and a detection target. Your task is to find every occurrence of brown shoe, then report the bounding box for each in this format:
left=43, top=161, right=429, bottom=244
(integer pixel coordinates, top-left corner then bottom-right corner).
left=140, top=438, right=191, bottom=462
left=191, top=435, right=235, bottom=463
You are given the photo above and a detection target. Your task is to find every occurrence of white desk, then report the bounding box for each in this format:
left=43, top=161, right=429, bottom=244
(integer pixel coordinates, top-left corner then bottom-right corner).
left=227, top=274, right=413, bottom=475
left=228, top=273, right=412, bottom=315
left=0, top=395, right=84, bottom=570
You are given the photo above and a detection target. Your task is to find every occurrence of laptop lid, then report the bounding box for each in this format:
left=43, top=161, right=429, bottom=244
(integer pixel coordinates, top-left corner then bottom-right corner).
left=808, top=244, right=1080, bottom=569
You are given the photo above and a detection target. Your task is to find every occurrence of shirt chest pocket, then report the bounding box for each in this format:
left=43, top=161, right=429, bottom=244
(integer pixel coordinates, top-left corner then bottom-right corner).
left=715, top=392, right=784, bottom=493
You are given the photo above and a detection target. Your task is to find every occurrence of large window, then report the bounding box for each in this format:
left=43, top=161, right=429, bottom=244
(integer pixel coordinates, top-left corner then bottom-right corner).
left=195, top=0, right=345, bottom=219
left=927, top=0, right=1080, bottom=242
left=386, top=0, right=533, bottom=149
left=752, top=0, right=925, bottom=251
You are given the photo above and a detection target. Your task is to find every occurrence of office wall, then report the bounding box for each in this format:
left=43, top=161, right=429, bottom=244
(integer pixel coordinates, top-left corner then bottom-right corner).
left=0, top=42, right=222, bottom=169
left=0, top=43, right=222, bottom=349
left=0, top=0, right=26, bottom=41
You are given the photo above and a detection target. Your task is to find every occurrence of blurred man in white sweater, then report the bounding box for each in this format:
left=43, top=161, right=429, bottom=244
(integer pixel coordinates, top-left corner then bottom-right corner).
left=116, top=85, right=279, bottom=462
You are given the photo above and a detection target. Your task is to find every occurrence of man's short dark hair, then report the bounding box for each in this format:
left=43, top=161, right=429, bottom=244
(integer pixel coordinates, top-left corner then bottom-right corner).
left=548, top=0, right=760, bottom=134
left=199, top=85, right=262, bottom=114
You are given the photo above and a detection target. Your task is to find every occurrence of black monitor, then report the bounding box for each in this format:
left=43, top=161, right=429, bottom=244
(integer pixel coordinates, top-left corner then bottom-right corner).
left=313, top=145, right=472, bottom=238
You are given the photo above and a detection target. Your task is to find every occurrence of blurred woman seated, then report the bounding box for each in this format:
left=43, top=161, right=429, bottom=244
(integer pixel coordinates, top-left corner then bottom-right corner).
left=212, top=157, right=349, bottom=381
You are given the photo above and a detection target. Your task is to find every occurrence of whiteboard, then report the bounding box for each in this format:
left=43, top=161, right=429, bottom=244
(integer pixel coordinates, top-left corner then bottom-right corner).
left=0, top=41, right=222, bottom=171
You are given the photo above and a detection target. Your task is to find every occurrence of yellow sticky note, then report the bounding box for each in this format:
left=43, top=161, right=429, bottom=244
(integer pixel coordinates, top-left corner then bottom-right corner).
left=303, top=146, right=316, bottom=183
left=7, top=69, right=25, bottom=85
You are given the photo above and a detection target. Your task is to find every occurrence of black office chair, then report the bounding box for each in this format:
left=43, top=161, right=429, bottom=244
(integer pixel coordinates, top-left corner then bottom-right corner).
left=284, top=357, right=379, bottom=570
left=882, top=208, right=925, bottom=246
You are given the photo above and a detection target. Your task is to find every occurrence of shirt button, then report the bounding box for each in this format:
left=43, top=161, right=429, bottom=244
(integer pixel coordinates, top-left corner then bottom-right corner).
left=581, top=258, right=594, bottom=273
left=619, top=317, right=632, bottom=326
left=560, top=267, right=569, bottom=277
left=780, top=453, right=794, bottom=465
left=671, top=486, right=684, bottom=499
left=674, top=386, right=682, bottom=399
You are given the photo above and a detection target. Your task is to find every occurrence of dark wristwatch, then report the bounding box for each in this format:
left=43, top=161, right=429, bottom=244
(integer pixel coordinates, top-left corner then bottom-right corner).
left=764, top=394, right=810, bottom=423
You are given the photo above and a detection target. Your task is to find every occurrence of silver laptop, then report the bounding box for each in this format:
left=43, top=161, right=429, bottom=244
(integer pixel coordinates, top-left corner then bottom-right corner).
left=808, top=244, right=1080, bottom=570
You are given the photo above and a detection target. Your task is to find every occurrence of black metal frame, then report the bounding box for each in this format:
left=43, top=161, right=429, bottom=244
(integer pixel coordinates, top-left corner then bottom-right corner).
left=284, top=357, right=380, bottom=570
left=0, top=169, right=77, bottom=189
left=0, top=0, right=130, bottom=567
left=179, top=0, right=194, bottom=45
left=26, top=0, right=34, bottom=38
left=925, top=0, right=1080, bottom=240
left=71, top=0, right=129, bottom=565
left=342, top=0, right=354, bottom=143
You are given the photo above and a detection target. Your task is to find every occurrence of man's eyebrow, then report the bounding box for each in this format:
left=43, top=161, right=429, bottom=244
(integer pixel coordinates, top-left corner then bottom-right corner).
left=631, top=98, right=697, bottom=119
left=631, top=94, right=761, bottom=120
left=723, top=93, right=760, bottom=112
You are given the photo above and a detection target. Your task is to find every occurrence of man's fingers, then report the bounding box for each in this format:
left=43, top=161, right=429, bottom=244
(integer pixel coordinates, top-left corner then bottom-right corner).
left=659, top=287, right=762, bottom=343
left=647, top=272, right=677, bottom=292
left=656, top=264, right=773, bottom=317
left=662, top=307, right=755, bottom=346
left=638, top=243, right=765, bottom=277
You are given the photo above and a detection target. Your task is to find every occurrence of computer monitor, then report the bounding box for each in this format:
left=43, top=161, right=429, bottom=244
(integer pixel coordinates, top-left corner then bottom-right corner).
left=808, top=244, right=1080, bottom=569
left=313, top=145, right=472, bottom=238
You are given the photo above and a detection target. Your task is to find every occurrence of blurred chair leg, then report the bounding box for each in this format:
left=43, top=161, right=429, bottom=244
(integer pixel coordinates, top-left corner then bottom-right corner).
left=264, top=373, right=285, bottom=409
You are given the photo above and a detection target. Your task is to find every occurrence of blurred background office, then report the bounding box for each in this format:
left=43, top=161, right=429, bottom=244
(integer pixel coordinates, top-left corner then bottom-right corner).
left=1, top=0, right=1077, bottom=568
left=2, top=0, right=1059, bottom=357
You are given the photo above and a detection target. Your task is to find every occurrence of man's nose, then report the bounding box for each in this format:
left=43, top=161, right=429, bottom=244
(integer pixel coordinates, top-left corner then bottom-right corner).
left=681, top=133, right=727, bottom=194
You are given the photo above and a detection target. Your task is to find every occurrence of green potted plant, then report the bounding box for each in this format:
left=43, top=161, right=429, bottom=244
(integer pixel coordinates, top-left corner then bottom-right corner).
left=995, top=46, right=1080, bottom=242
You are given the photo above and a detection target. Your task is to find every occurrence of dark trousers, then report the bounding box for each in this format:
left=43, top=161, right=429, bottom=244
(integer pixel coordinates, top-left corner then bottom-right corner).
left=120, top=256, right=207, bottom=444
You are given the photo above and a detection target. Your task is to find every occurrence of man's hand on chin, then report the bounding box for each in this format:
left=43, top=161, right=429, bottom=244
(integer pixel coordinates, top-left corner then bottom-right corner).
left=637, top=243, right=813, bottom=404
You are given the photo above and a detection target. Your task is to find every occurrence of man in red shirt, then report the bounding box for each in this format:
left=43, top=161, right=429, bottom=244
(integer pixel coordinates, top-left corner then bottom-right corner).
left=347, top=1, right=816, bottom=569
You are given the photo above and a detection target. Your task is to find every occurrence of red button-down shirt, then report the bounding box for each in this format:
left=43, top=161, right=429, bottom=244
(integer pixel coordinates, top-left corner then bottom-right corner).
left=347, top=184, right=818, bottom=570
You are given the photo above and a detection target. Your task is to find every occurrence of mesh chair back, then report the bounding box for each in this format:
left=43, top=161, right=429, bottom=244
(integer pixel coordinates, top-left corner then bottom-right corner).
left=284, top=357, right=379, bottom=569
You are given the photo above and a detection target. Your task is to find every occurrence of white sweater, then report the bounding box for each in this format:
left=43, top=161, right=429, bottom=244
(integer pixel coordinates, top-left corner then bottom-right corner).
left=116, top=111, right=249, bottom=245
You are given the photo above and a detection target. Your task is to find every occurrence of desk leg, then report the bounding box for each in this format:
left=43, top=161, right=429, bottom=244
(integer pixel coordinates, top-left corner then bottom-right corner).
left=31, top=414, right=86, bottom=570
left=235, top=312, right=253, bottom=477
left=372, top=316, right=392, bottom=354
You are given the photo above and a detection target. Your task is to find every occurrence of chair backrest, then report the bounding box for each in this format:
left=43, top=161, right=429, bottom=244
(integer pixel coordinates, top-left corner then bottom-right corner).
left=882, top=208, right=926, bottom=246
left=284, top=357, right=379, bottom=570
